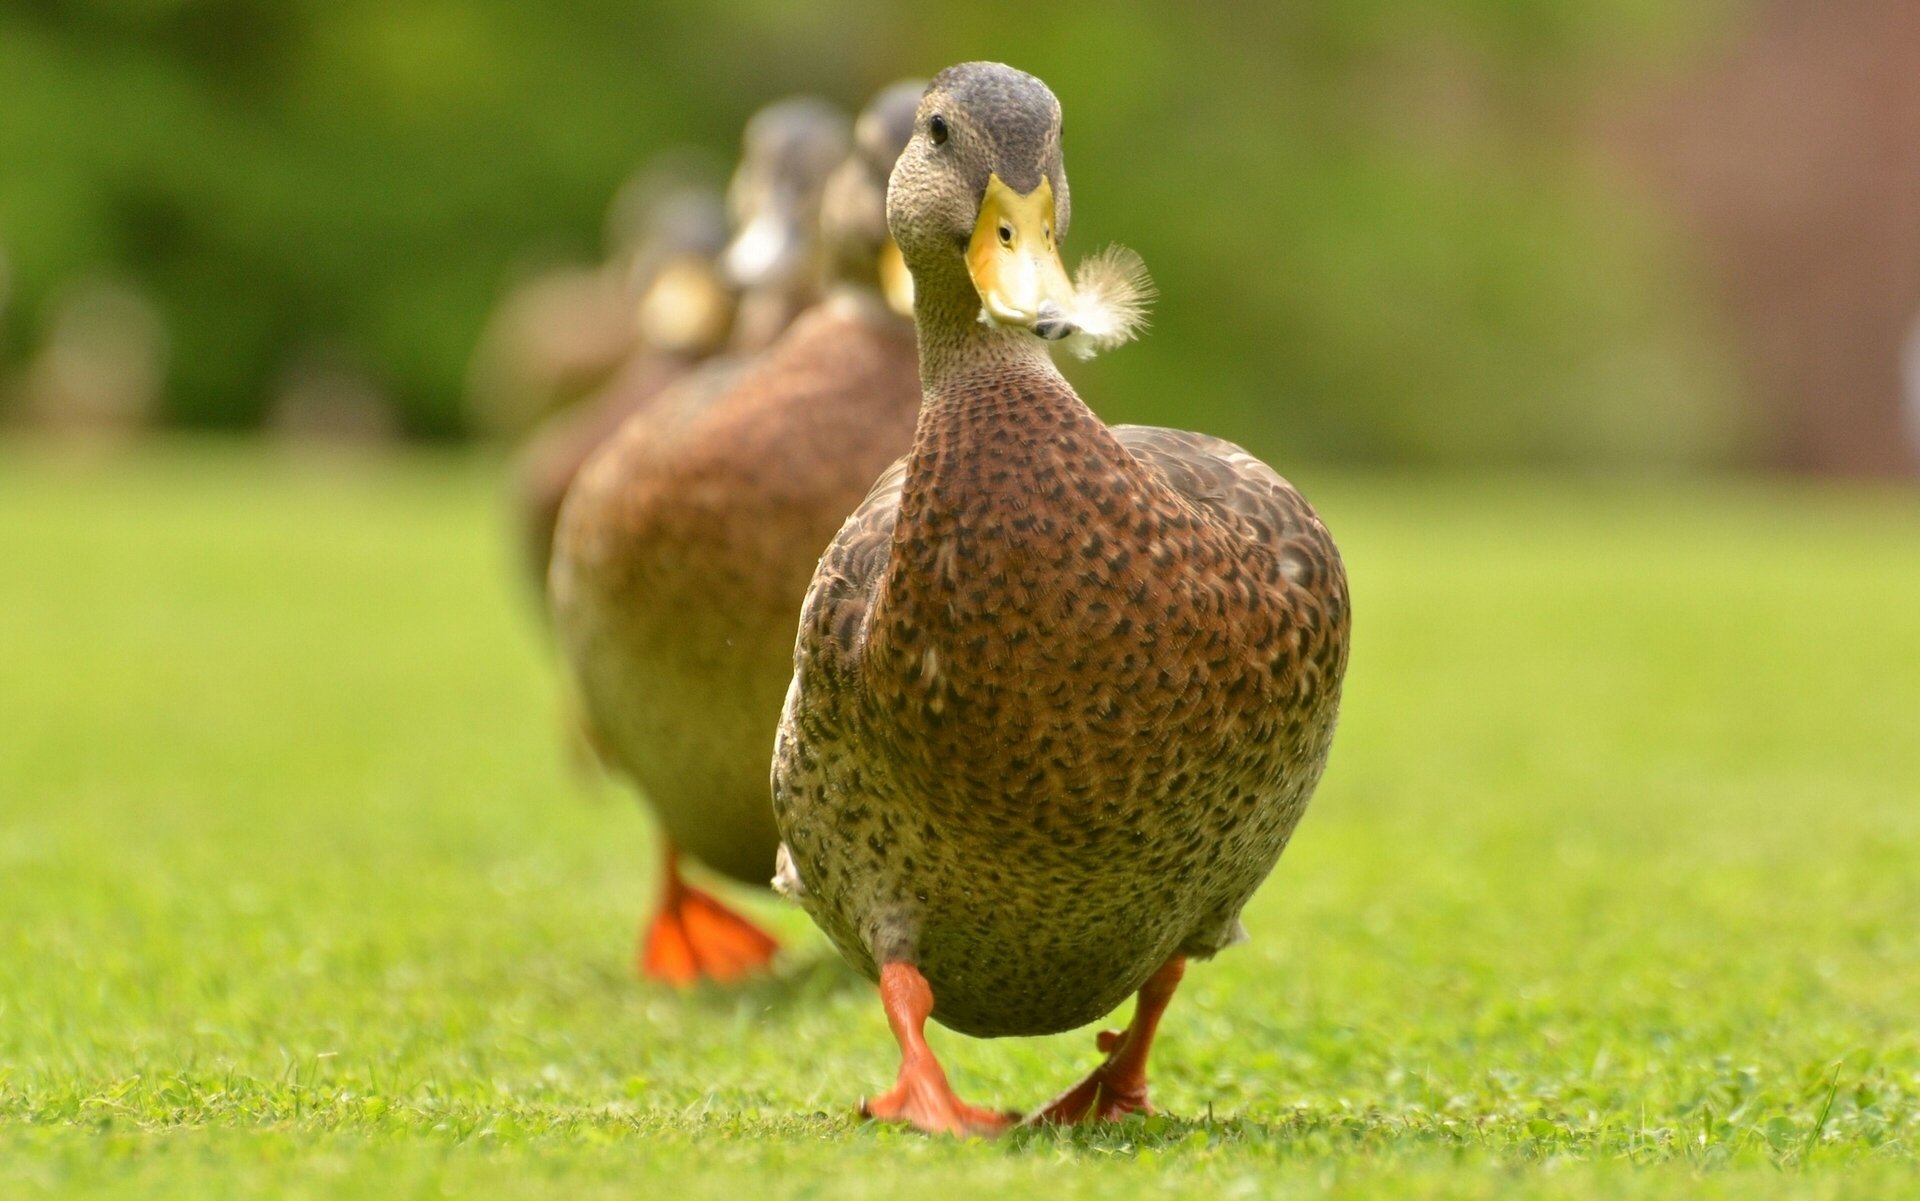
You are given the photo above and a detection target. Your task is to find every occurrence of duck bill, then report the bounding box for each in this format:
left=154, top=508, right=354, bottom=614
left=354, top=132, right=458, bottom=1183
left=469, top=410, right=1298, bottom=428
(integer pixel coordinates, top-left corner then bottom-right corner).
left=965, top=174, right=1075, bottom=339
left=877, top=238, right=915, bottom=318
left=635, top=254, right=734, bottom=356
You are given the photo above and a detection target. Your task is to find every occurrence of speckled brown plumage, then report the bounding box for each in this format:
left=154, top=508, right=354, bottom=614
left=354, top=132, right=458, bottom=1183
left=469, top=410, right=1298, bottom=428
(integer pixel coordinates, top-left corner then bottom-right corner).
left=774, top=366, right=1347, bottom=1036
left=771, top=63, right=1350, bottom=1059
left=551, top=292, right=920, bottom=885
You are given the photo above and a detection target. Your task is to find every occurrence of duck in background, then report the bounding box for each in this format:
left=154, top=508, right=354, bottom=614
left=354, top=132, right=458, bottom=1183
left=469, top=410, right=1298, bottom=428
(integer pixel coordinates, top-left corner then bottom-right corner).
left=508, top=176, right=734, bottom=605
left=10, top=274, right=168, bottom=442
left=466, top=155, right=728, bottom=445
left=717, top=97, right=856, bottom=356
left=511, top=98, right=849, bottom=609
left=771, top=62, right=1350, bottom=1134
left=550, top=82, right=926, bottom=985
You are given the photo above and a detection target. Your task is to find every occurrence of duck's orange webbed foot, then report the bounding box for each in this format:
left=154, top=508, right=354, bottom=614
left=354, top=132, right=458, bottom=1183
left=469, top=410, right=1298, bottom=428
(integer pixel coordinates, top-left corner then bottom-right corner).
left=860, top=1065, right=1016, bottom=1137
left=1029, top=956, right=1186, bottom=1126
left=861, top=963, right=1015, bottom=1138
left=638, top=847, right=779, bottom=985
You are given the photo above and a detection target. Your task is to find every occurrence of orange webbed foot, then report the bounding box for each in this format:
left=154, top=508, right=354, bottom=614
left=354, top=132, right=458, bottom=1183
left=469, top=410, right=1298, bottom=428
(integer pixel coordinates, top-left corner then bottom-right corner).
left=1028, top=1028, right=1152, bottom=1125
left=1026, top=956, right=1187, bottom=1127
left=638, top=853, right=778, bottom=986
left=860, top=1061, right=1016, bottom=1138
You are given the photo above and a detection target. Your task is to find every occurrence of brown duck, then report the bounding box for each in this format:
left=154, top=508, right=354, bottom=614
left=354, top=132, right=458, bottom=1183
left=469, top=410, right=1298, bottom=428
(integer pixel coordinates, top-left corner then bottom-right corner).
left=509, top=179, right=733, bottom=604
left=772, top=62, right=1350, bottom=1134
left=514, top=98, right=850, bottom=609
left=549, top=82, right=927, bottom=985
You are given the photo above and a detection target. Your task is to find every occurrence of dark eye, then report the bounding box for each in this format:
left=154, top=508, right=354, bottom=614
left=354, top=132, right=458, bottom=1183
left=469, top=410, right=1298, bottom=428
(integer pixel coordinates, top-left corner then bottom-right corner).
left=928, top=114, right=948, bottom=145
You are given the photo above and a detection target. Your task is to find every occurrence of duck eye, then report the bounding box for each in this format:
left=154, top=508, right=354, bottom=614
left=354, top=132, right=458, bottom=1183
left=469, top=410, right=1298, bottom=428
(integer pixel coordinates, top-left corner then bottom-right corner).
left=998, top=223, right=1013, bottom=247
left=929, top=114, right=948, bottom=145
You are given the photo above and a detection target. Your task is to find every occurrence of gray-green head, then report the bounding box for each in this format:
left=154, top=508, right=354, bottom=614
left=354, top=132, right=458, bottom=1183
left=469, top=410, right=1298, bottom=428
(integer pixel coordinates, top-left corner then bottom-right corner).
left=721, top=97, right=852, bottom=292
left=888, top=62, right=1151, bottom=357
left=601, top=158, right=733, bottom=356
left=820, top=79, right=927, bottom=308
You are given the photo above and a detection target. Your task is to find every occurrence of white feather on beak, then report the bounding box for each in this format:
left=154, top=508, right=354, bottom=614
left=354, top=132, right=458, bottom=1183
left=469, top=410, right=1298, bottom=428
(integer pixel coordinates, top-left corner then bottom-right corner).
left=1061, top=245, right=1155, bottom=360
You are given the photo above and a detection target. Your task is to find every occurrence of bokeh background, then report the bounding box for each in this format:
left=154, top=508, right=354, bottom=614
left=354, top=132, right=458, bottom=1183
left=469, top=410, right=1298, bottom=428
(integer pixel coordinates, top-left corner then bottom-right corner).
left=6, top=5, right=1920, bottom=1190
left=3, top=0, right=1917, bottom=475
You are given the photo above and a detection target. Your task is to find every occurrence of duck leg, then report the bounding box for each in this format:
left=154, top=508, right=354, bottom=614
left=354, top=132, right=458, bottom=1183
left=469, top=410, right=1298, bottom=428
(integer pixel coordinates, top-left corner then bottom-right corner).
left=860, top=962, right=1016, bottom=1137
left=637, top=845, right=779, bottom=985
left=1029, top=955, right=1187, bottom=1124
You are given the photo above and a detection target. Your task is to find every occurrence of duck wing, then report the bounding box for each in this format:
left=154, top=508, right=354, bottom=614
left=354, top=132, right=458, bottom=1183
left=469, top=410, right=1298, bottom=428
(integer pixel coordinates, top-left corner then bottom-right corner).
left=1111, top=424, right=1346, bottom=602
left=788, top=455, right=909, bottom=680
left=771, top=455, right=908, bottom=909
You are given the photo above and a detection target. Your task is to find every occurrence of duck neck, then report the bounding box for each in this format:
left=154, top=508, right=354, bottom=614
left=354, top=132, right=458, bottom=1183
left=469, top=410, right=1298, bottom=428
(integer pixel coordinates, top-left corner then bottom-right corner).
left=907, top=256, right=1061, bottom=402
left=879, top=254, right=1145, bottom=634
left=899, top=259, right=1085, bottom=537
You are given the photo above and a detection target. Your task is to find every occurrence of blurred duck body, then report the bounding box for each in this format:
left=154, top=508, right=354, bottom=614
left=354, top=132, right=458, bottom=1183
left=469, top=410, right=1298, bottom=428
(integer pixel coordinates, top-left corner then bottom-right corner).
left=549, top=84, right=925, bottom=985
left=509, top=180, right=734, bottom=600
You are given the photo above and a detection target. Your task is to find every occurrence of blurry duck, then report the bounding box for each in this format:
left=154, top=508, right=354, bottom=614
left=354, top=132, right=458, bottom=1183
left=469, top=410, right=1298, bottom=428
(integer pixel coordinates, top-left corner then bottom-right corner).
left=509, top=178, right=733, bottom=603
left=466, top=155, right=729, bottom=443
left=549, top=82, right=925, bottom=985
left=719, top=97, right=857, bottom=355
left=513, top=99, right=848, bottom=607
left=771, top=63, right=1350, bottom=1134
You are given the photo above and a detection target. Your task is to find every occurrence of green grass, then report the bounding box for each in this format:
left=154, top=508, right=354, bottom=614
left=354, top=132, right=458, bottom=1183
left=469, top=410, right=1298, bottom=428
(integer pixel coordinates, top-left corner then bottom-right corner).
left=2, top=440, right=1917, bottom=1198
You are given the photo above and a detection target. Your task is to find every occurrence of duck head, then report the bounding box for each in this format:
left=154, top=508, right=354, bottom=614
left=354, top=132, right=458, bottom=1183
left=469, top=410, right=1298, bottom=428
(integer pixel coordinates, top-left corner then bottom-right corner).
left=887, top=62, right=1151, bottom=358
left=721, top=97, right=850, bottom=294
left=619, top=174, right=732, bottom=357
left=820, top=79, right=927, bottom=316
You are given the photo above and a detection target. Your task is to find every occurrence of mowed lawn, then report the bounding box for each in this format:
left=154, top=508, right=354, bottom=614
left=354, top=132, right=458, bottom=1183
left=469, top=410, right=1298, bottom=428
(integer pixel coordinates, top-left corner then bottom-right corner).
left=2, top=441, right=1917, bottom=1199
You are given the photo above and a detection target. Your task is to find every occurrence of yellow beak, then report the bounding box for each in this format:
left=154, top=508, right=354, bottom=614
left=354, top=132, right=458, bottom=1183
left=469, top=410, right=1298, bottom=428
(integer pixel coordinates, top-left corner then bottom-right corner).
left=877, top=237, right=915, bottom=319
left=965, top=174, right=1075, bottom=340
left=635, top=254, right=734, bottom=356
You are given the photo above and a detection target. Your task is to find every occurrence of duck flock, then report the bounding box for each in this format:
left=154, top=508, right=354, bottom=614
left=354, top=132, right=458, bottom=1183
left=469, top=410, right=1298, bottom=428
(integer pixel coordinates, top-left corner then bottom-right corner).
left=494, top=62, right=1350, bottom=1136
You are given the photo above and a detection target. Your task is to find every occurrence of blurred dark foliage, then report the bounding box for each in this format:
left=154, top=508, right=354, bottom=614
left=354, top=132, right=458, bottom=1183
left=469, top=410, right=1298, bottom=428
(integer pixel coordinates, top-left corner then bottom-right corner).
left=0, top=0, right=1753, bottom=462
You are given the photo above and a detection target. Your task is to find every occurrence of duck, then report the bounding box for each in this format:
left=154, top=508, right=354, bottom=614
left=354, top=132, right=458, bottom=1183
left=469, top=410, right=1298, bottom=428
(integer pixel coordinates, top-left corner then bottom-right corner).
left=466, top=155, right=728, bottom=444
left=514, top=99, right=850, bottom=608
left=718, top=97, right=857, bottom=355
left=549, top=81, right=928, bottom=985
left=509, top=177, right=734, bottom=601
left=770, top=62, right=1350, bottom=1135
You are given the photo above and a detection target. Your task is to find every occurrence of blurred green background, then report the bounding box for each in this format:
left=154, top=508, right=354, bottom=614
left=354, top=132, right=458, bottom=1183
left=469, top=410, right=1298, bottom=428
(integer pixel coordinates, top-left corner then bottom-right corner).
left=6, top=6, right=1920, bottom=1193
left=1, top=0, right=1916, bottom=471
